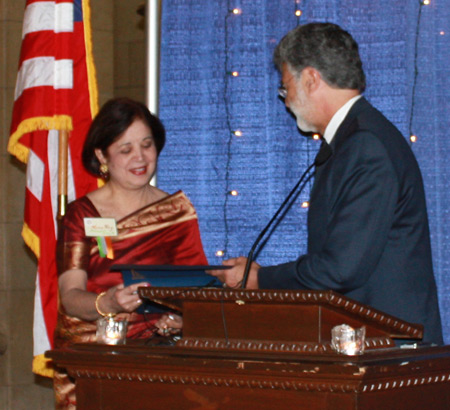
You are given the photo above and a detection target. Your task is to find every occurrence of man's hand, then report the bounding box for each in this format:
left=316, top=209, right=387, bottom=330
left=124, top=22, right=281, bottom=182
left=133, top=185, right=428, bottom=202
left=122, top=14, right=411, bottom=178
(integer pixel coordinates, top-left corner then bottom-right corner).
left=208, top=256, right=260, bottom=289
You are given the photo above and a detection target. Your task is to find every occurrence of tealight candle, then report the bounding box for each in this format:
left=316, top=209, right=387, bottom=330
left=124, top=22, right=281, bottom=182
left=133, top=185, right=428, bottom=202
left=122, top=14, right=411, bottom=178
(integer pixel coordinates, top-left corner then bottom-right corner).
left=96, top=316, right=128, bottom=345
left=331, top=324, right=366, bottom=355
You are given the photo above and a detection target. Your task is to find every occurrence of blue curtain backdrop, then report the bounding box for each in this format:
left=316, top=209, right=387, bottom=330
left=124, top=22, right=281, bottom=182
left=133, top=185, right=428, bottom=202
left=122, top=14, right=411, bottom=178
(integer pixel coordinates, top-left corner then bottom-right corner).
left=157, top=0, right=450, bottom=343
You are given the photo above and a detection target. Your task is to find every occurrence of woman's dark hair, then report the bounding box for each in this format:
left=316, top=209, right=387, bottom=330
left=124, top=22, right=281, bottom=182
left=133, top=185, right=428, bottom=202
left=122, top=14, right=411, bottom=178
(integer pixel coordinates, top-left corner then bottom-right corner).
left=274, top=22, right=366, bottom=92
left=82, top=97, right=166, bottom=176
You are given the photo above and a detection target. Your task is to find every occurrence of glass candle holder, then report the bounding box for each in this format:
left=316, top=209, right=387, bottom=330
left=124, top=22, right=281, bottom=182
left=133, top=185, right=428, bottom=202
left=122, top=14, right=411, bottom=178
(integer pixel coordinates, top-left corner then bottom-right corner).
left=96, top=316, right=128, bottom=345
left=331, top=324, right=366, bottom=355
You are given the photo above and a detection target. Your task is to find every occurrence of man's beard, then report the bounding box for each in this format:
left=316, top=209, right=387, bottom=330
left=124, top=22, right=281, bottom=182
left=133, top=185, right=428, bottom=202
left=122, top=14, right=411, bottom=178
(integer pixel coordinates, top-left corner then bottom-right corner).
left=289, top=90, right=317, bottom=134
left=290, top=105, right=316, bottom=133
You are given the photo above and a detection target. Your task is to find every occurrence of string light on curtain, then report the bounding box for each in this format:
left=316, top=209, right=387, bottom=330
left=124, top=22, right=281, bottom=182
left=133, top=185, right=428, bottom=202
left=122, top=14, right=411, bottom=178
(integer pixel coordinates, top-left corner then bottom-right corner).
left=295, top=0, right=302, bottom=21
left=409, top=0, right=429, bottom=146
left=218, top=3, right=242, bottom=258
left=293, top=0, right=316, bottom=211
left=219, top=0, right=318, bottom=256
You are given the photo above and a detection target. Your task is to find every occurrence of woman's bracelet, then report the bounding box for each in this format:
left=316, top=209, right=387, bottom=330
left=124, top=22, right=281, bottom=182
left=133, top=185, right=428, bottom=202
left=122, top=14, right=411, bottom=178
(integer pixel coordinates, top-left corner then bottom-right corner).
left=95, top=291, right=115, bottom=317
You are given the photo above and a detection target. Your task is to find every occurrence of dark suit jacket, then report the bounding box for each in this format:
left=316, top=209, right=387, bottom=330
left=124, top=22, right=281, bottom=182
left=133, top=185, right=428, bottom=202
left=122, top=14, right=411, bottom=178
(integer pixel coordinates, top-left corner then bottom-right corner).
left=258, top=97, right=443, bottom=344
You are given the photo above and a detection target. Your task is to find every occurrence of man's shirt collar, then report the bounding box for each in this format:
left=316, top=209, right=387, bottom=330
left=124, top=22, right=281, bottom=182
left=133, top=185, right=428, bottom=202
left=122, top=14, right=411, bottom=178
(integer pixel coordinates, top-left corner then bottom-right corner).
left=323, top=95, right=362, bottom=145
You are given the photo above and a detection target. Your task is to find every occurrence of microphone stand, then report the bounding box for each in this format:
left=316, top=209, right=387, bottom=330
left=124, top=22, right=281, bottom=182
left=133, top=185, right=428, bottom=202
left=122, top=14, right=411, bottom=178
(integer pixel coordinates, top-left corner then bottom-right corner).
left=240, top=141, right=332, bottom=288
left=240, top=162, right=315, bottom=288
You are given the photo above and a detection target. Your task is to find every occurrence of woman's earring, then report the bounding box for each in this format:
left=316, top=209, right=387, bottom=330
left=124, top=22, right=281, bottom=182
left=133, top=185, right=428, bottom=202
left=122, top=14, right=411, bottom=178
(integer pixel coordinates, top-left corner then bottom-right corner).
left=99, top=163, right=109, bottom=179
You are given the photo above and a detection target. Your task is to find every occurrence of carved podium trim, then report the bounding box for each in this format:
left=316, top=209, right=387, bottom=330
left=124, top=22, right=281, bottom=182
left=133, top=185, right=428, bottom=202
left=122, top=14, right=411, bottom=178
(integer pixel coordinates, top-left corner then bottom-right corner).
left=67, top=365, right=450, bottom=395
left=176, top=336, right=394, bottom=353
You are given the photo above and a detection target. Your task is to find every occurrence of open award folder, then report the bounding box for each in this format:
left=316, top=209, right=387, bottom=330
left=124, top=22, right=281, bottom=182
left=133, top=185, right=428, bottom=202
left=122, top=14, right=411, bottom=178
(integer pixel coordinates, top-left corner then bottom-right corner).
left=111, top=264, right=228, bottom=313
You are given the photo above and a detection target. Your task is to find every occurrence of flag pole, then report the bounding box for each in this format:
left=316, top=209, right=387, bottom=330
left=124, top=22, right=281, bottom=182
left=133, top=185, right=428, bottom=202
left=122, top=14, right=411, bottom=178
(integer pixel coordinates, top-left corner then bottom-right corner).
left=145, top=0, right=161, bottom=115
left=145, top=0, right=162, bottom=186
left=57, top=129, right=69, bottom=219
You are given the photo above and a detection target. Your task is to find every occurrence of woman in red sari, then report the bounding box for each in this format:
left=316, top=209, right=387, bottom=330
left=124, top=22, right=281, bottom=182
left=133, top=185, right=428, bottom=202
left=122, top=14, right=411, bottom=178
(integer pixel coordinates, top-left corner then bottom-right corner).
left=53, top=97, right=206, bottom=409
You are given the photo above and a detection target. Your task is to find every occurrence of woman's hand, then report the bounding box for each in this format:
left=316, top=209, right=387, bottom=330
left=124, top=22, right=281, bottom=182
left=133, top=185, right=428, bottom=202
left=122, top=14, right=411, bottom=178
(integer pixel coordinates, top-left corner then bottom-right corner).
left=154, top=313, right=183, bottom=336
left=98, top=282, right=150, bottom=315
left=58, top=268, right=150, bottom=321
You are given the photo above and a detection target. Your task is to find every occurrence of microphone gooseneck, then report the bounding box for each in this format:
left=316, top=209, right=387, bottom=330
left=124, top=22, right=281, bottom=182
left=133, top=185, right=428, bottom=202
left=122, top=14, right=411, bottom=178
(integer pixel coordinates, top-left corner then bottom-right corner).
left=240, top=142, right=331, bottom=288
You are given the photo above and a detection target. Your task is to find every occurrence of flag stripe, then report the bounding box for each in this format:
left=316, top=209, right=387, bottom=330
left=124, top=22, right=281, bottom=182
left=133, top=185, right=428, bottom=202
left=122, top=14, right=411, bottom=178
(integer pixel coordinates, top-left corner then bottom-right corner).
left=19, top=31, right=58, bottom=62
left=15, top=57, right=73, bottom=100
left=11, top=87, right=73, bottom=124
left=26, top=149, right=45, bottom=201
left=33, top=271, right=51, bottom=356
left=19, top=31, right=74, bottom=63
left=48, top=130, right=60, bottom=237
left=23, top=2, right=73, bottom=37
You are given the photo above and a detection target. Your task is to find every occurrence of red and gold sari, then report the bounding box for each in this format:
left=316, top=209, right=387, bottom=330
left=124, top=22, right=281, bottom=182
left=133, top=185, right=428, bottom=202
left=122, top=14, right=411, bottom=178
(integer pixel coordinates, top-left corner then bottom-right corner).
left=53, top=191, right=207, bottom=409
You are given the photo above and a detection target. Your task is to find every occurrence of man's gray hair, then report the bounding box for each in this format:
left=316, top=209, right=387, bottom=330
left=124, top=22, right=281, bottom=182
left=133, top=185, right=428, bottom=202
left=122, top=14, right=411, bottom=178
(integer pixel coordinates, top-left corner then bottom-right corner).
left=274, top=22, right=366, bottom=92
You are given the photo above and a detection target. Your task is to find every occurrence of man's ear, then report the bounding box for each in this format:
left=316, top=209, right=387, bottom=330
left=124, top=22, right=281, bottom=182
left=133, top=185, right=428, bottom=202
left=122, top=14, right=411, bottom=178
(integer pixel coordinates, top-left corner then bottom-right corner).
left=302, top=67, right=322, bottom=94
left=94, top=148, right=106, bottom=165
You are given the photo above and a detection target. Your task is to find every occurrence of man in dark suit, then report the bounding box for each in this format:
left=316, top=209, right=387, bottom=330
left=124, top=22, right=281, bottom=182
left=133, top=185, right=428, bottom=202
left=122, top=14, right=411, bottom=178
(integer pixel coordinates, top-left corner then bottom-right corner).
left=210, top=22, right=443, bottom=344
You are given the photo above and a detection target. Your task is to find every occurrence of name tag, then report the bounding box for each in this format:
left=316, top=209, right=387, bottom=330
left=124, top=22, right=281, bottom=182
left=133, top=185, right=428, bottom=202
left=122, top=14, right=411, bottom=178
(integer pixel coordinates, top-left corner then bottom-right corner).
left=84, top=218, right=118, bottom=237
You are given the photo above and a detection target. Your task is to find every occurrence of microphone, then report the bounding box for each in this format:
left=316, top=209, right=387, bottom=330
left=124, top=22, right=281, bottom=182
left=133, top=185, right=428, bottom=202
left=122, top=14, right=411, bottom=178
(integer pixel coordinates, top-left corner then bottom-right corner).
left=240, top=142, right=331, bottom=288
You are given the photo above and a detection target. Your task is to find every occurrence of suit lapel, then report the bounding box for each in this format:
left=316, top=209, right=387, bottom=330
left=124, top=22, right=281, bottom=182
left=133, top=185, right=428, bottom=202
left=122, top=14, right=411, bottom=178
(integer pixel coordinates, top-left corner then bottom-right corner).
left=308, top=97, right=370, bottom=251
left=311, top=96, right=370, bottom=195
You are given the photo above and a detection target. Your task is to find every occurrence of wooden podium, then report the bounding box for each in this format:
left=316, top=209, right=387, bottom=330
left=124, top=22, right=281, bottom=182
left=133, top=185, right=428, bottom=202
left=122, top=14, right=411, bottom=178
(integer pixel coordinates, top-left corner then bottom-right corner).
left=47, top=289, right=450, bottom=409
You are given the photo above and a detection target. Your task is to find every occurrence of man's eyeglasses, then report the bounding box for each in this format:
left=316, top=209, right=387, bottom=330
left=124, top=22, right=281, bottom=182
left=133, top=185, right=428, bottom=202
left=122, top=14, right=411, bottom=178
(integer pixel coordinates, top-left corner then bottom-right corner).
left=278, top=86, right=287, bottom=99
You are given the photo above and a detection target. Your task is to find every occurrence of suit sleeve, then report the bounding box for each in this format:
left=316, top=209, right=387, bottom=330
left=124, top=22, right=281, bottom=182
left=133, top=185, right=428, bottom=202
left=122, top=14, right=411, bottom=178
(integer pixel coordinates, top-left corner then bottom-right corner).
left=258, top=131, right=398, bottom=291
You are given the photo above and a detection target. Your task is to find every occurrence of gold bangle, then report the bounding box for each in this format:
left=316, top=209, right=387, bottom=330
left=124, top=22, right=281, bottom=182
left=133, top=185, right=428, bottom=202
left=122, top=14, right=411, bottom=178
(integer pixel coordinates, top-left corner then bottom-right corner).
left=95, top=291, right=115, bottom=318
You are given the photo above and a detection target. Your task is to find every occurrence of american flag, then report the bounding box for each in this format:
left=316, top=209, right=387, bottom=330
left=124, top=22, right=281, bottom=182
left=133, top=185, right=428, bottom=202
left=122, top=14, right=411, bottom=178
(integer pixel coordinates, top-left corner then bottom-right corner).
left=8, top=0, right=98, bottom=376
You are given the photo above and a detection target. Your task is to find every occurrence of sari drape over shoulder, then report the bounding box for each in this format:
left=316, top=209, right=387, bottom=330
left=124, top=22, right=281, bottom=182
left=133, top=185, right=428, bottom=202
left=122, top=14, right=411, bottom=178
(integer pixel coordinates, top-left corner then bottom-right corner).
left=53, top=191, right=208, bottom=409
left=61, top=190, right=208, bottom=295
